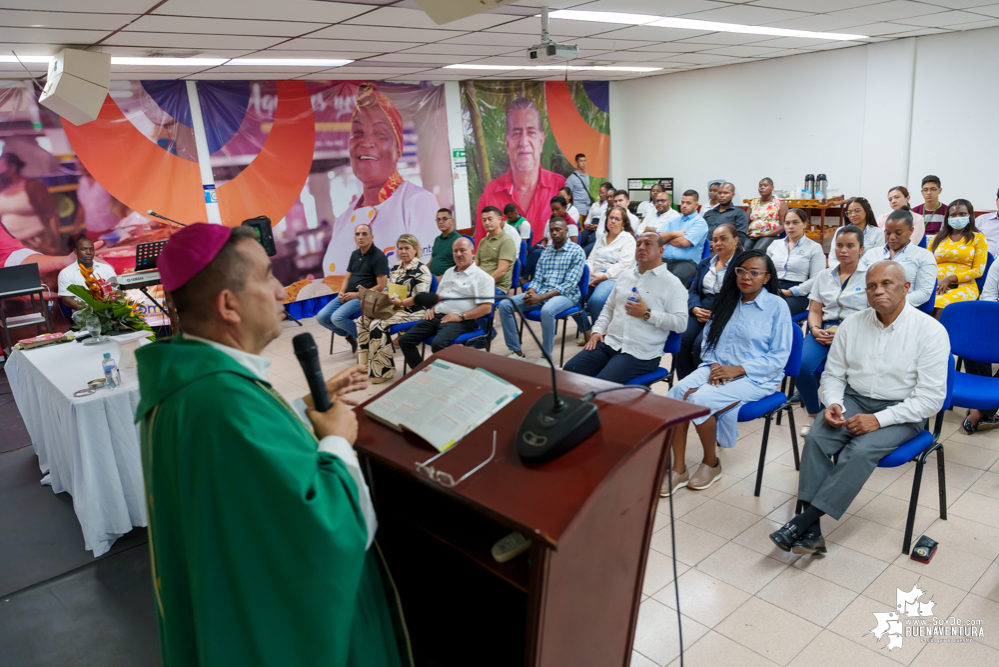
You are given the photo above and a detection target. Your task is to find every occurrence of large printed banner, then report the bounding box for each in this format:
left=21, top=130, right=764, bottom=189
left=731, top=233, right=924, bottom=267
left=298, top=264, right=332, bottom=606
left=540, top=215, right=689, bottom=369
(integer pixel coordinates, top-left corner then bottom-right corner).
left=0, top=80, right=451, bottom=316
left=460, top=81, right=610, bottom=243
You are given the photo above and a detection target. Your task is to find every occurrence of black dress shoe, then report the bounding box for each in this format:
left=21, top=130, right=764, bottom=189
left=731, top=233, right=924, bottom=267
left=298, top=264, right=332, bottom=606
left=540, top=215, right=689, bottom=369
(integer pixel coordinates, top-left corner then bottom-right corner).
left=791, top=530, right=827, bottom=555
left=345, top=334, right=358, bottom=354
left=769, top=523, right=803, bottom=552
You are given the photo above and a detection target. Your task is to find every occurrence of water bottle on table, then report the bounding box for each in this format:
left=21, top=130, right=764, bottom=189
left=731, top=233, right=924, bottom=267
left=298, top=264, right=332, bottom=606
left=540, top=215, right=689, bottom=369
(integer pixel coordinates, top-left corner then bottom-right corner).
left=102, top=352, right=121, bottom=389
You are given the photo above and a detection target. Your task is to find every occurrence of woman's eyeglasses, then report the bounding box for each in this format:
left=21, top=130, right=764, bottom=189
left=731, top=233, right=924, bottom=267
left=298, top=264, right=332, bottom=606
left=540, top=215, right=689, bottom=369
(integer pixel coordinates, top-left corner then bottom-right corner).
left=415, top=431, right=497, bottom=488
left=734, top=267, right=768, bottom=279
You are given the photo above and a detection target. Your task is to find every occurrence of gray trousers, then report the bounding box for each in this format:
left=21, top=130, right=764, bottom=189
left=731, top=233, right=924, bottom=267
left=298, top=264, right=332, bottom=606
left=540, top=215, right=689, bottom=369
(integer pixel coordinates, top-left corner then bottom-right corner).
left=797, top=386, right=923, bottom=520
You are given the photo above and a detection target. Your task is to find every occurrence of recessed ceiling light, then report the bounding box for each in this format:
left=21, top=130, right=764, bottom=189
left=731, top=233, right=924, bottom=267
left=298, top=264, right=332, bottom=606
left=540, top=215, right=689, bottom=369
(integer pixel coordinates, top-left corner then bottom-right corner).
left=111, top=57, right=227, bottom=66
left=223, top=58, right=352, bottom=67
left=444, top=64, right=662, bottom=73
left=549, top=9, right=868, bottom=41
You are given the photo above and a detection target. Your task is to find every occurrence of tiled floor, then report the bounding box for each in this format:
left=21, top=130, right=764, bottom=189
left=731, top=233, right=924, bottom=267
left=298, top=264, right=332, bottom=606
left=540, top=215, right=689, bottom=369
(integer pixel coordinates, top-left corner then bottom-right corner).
left=275, top=317, right=999, bottom=667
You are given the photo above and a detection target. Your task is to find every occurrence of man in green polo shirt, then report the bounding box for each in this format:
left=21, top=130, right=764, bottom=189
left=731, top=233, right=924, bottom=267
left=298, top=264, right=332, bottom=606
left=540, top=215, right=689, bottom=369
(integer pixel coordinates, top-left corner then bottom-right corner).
left=429, top=208, right=459, bottom=277
left=475, top=205, right=517, bottom=294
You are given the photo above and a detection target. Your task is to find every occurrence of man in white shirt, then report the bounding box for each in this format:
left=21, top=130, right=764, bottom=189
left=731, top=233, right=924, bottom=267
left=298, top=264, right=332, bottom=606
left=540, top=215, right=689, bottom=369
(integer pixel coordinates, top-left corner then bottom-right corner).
left=399, top=237, right=494, bottom=370
left=58, top=236, right=118, bottom=311
left=563, top=232, right=686, bottom=383
left=641, top=190, right=680, bottom=234
left=610, top=190, right=641, bottom=234
left=636, top=183, right=664, bottom=221
left=859, top=209, right=936, bottom=308
left=770, top=261, right=949, bottom=556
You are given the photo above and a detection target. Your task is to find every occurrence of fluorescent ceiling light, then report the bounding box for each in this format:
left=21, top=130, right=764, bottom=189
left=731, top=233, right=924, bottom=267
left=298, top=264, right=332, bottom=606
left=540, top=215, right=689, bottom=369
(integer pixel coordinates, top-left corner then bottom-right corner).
left=549, top=9, right=868, bottom=41
left=224, top=58, right=352, bottom=67
left=111, top=57, right=227, bottom=66
left=444, top=64, right=662, bottom=72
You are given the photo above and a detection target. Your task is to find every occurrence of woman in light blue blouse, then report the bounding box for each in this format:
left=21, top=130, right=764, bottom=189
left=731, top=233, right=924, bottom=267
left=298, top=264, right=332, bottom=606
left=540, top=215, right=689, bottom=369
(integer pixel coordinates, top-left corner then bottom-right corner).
left=663, top=249, right=794, bottom=496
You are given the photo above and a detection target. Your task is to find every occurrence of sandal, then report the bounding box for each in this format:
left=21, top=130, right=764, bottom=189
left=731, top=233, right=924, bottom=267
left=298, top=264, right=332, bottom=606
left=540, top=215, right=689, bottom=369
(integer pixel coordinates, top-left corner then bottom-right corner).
left=962, top=410, right=978, bottom=434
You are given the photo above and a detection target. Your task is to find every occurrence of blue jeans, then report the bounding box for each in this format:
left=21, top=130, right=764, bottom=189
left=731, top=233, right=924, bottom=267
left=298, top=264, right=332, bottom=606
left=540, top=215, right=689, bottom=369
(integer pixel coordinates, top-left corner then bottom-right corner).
left=796, top=333, right=831, bottom=415
left=499, top=292, right=575, bottom=358
left=316, top=297, right=361, bottom=338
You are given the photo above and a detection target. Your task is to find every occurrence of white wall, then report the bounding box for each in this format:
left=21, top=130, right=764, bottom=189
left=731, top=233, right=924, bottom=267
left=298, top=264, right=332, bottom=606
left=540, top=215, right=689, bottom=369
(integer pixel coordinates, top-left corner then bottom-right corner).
left=610, top=27, right=999, bottom=216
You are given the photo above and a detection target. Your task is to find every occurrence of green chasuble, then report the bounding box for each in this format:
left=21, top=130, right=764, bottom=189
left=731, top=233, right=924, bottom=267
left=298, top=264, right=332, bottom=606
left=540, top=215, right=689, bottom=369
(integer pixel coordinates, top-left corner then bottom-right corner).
left=135, top=337, right=411, bottom=667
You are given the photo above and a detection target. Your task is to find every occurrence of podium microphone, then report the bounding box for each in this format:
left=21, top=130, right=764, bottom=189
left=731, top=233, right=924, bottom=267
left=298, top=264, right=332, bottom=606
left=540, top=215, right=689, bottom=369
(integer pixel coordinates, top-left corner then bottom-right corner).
left=147, top=210, right=187, bottom=227
left=413, top=291, right=607, bottom=463
left=292, top=333, right=331, bottom=412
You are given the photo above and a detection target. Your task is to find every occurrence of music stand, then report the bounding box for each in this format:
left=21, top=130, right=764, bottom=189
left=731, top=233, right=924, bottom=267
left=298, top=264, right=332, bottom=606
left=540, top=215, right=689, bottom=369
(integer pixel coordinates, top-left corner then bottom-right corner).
left=131, top=240, right=169, bottom=316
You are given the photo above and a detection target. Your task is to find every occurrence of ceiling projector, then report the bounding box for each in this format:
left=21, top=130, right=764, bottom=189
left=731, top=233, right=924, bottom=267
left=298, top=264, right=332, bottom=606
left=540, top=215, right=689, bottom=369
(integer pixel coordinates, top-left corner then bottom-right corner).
left=528, top=42, right=579, bottom=62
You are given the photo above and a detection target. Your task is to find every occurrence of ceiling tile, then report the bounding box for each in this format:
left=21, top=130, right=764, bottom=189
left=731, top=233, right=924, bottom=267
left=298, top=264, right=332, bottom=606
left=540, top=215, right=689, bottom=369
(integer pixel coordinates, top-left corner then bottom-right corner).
left=656, top=52, right=740, bottom=64
left=671, top=31, right=781, bottom=44
left=251, top=49, right=380, bottom=59
left=571, top=0, right=728, bottom=14
left=0, top=27, right=109, bottom=44
left=747, top=36, right=864, bottom=48
left=0, top=10, right=138, bottom=30
left=396, top=43, right=516, bottom=56
left=912, top=0, right=999, bottom=8
left=589, top=25, right=715, bottom=41
left=838, top=22, right=925, bottom=36
left=759, top=14, right=872, bottom=32
left=282, top=38, right=423, bottom=52
left=307, top=24, right=466, bottom=42
left=109, top=65, right=207, bottom=73
left=949, top=17, right=999, bottom=29
left=0, top=41, right=62, bottom=55
left=570, top=37, right=661, bottom=50
left=876, top=26, right=952, bottom=37
left=0, top=1, right=146, bottom=10
left=104, top=32, right=284, bottom=49
left=126, top=15, right=319, bottom=37
left=362, top=53, right=474, bottom=64
left=749, top=0, right=874, bottom=11
left=112, top=71, right=194, bottom=79
left=435, top=32, right=546, bottom=47
left=585, top=50, right=670, bottom=62
left=699, top=44, right=791, bottom=57
left=153, top=0, right=373, bottom=23
left=960, top=5, right=999, bottom=18
left=344, top=6, right=520, bottom=31
left=485, top=17, right=622, bottom=37
left=898, top=9, right=993, bottom=26
left=677, top=4, right=810, bottom=24
left=449, top=56, right=533, bottom=66
left=829, top=1, right=951, bottom=22
left=99, top=45, right=257, bottom=57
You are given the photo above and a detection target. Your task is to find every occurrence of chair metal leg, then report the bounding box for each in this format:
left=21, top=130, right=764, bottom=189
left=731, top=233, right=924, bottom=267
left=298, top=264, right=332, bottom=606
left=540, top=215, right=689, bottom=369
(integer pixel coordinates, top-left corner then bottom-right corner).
left=329, top=332, right=335, bottom=355
left=559, top=318, right=567, bottom=367
left=754, top=413, right=772, bottom=497
left=787, top=406, right=800, bottom=471
left=903, top=458, right=925, bottom=555
left=937, top=446, right=947, bottom=520
left=777, top=377, right=797, bottom=426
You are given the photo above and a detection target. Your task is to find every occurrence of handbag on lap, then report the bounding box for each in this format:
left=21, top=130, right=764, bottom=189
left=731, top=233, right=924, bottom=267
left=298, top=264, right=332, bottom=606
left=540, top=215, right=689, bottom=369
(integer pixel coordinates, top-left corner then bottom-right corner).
left=358, top=285, right=396, bottom=320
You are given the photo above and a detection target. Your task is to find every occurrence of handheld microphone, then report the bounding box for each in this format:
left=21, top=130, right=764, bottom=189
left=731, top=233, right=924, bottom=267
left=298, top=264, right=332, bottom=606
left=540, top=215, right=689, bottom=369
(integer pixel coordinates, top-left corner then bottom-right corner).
left=292, top=333, right=331, bottom=412
left=147, top=210, right=187, bottom=227
left=413, top=291, right=599, bottom=463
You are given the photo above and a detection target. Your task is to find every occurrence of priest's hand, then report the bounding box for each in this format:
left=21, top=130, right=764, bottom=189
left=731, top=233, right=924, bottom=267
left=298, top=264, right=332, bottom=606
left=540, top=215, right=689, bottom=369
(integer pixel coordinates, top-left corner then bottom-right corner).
left=301, top=365, right=368, bottom=408
left=307, top=400, right=358, bottom=445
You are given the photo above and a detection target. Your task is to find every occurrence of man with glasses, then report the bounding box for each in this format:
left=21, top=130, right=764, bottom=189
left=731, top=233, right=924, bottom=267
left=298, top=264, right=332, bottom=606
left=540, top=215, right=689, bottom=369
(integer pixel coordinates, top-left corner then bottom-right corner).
left=641, top=189, right=679, bottom=234
left=429, top=208, right=460, bottom=278
left=703, top=183, right=749, bottom=247
left=913, top=175, right=947, bottom=237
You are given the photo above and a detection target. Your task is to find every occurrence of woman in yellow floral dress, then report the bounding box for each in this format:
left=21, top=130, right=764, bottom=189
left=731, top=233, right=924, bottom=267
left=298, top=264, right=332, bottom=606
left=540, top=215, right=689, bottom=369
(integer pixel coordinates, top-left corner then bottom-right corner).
left=356, top=234, right=431, bottom=383
left=745, top=177, right=788, bottom=252
left=928, top=198, right=988, bottom=316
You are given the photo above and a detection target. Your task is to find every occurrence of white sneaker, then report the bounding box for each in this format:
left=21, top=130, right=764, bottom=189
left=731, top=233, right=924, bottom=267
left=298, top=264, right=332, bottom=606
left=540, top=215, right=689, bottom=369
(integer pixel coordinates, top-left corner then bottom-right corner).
left=508, top=351, right=526, bottom=360
left=800, top=420, right=813, bottom=437
left=576, top=331, right=586, bottom=346
left=536, top=357, right=552, bottom=367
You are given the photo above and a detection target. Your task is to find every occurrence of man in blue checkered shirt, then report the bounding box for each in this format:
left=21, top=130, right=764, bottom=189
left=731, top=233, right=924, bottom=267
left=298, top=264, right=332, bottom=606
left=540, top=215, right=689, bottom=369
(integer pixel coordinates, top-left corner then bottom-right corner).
left=498, top=218, right=586, bottom=365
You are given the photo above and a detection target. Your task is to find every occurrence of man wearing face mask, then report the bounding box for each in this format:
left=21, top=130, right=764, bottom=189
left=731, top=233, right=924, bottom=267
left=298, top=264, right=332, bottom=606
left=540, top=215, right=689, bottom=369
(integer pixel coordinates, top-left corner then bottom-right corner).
left=859, top=209, right=936, bottom=309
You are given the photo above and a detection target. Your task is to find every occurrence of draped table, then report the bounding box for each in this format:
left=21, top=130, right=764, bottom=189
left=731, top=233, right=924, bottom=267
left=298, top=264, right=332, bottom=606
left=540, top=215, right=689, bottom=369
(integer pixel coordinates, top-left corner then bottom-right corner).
left=4, top=338, right=146, bottom=556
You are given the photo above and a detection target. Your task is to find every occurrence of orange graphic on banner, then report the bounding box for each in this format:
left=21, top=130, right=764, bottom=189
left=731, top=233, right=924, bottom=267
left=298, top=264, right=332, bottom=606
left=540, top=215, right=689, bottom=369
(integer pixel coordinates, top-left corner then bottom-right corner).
left=217, top=80, right=316, bottom=227
left=544, top=81, right=609, bottom=172
left=63, top=95, right=207, bottom=225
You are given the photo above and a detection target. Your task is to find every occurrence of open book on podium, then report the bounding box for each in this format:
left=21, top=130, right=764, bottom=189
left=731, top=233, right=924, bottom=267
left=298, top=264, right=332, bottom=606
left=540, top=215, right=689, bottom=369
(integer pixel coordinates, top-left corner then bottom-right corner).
left=363, top=359, right=522, bottom=451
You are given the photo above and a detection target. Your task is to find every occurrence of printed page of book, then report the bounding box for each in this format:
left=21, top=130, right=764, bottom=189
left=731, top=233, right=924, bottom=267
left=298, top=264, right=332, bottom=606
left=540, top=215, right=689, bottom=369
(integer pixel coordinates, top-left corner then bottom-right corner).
left=363, top=360, right=472, bottom=430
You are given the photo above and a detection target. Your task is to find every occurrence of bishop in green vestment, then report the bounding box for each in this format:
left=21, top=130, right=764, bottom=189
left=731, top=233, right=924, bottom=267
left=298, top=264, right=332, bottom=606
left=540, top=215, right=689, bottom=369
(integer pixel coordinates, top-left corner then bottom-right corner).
left=136, top=224, right=411, bottom=666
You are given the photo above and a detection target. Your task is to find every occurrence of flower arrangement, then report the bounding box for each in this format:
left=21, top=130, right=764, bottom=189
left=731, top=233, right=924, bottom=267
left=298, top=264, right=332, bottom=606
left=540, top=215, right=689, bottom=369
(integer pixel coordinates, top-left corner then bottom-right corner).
left=68, top=264, right=152, bottom=335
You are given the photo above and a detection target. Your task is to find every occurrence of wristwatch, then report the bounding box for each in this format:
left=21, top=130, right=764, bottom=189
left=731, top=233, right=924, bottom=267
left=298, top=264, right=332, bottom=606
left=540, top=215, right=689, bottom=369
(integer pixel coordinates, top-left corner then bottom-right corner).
left=459, top=312, right=466, bottom=321
left=642, top=309, right=651, bottom=321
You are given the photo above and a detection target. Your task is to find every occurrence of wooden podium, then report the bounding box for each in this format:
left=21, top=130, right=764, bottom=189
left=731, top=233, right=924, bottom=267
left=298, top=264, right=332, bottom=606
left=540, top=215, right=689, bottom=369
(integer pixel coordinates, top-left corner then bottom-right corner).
left=355, top=347, right=707, bottom=667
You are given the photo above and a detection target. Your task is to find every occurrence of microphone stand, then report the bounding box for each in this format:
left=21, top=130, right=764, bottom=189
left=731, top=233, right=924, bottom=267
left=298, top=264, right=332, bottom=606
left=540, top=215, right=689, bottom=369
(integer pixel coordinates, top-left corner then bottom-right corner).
left=146, top=210, right=187, bottom=227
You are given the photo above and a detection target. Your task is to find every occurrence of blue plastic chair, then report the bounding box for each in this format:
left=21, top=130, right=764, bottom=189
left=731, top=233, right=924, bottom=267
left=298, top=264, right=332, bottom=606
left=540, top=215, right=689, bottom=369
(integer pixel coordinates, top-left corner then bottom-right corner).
left=918, top=234, right=927, bottom=249
left=519, top=265, right=590, bottom=367
left=509, top=258, right=520, bottom=296
left=421, top=301, right=497, bottom=357
left=918, top=293, right=936, bottom=315
left=388, top=274, right=438, bottom=341
left=941, top=301, right=999, bottom=415
left=462, top=234, right=475, bottom=248
left=626, top=331, right=682, bottom=389
left=792, top=310, right=808, bottom=324
left=976, top=252, right=994, bottom=295
left=701, top=242, right=711, bottom=260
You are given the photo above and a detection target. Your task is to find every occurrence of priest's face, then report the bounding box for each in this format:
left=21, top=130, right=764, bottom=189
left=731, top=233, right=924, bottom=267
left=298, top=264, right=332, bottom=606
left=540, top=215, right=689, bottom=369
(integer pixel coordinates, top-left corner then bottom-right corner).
left=235, top=239, right=287, bottom=352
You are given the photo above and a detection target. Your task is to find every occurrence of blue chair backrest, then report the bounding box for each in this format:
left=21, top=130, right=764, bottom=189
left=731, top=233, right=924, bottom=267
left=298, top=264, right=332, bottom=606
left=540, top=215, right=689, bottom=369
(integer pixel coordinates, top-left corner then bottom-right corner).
left=578, top=265, right=590, bottom=304
left=917, top=293, right=935, bottom=315
left=520, top=239, right=528, bottom=266
left=701, top=242, right=711, bottom=260
left=940, top=301, right=999, bottom=363
left=785, top=324, right=804, bottom=378
left=942, top=354, right=956, bottom=412
left=664, top=330, right=681, bottom=356
left=918, top=234, right=927, bottom=249
left=510, top=258, right=520, bottom=292
left=430, top=274, right=438, bottom=292
left=977, top=252, right=994, bottom=294
left=462, top=234, right=475, bottom=249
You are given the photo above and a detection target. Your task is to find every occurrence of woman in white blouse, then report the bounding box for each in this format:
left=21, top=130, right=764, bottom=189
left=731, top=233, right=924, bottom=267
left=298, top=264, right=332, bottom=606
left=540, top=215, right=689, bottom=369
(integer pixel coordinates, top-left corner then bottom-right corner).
left=795, top=225, right=869, bottom=435
left=828, top=197, right=884, bottom=270
left=876, top=186, right=925, bottom=247
left=767, top=208, right=826, bottom=316
left=577, top=205, right=636, bottom=343
left=559, top=187, right=581, bottom=224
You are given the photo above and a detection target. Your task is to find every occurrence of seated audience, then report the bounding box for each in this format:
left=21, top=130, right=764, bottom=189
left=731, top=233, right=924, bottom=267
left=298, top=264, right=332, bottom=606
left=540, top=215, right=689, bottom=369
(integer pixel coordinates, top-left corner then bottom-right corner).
left=657, top=190, right=708, bottom=284
left=860, top=209, right=936, bottom=308
left=913, top=175, right=947, bottom=237
left=576, top=205, right=636, bottom=344
left=58, top=237, right=118, bottom=313
left=965, top=256, right=999, bottom=433
left=676, top=223, right=741, bottom=380
left=703, top=182, right=748, bottom=247
left=928, top=198, right=988, bottom=315
left=499, top=218, right=586, bottom=365
left=702, top=179, right=724, bottom=214
left=768, top=208, right=825, bottom=316
left=564, top=231, right=686, bottom=383
left=662, top=250, right=793, bottom=496
left=974, top=187, right=999, bottom=255
left=745, top=177, right=787, bottom=251
left=829, top=197, right=884, bottom=269
left=502, top=203, right=530, bottom=242
left=796, top=225, right=868, bottom=436
left=356, top=234, right=431, bottom=383
left=399, top=238, right=493, bottom=370
left=875, top=186, right=925, bottom=246
left=559, top=187, right=581, bottom=224
left=580, top=181, right=614, bottom=254
left=611, top=189, right=641, bottom=232
left=475, top=206, right=517, bottom=295
left=317, top=223, right=388, bottom=354
left=428, top=208, right=460, bottom=277
left=523, top=196, right=579, bottom=280
left=637, top=183, right=664, bottom=221
left=770, top=261, right=949, bottom=555
left=641, top=189, right=679, bottom=234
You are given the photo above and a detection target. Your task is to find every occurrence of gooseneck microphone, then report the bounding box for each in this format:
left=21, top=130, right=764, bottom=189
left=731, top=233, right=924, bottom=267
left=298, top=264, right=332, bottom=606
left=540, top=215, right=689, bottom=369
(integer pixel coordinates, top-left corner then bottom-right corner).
left=292, top=333, right=331, bottom=412
left=147, top=210, right=187, bottom=227
left=413, top=291, right=601, bottom=463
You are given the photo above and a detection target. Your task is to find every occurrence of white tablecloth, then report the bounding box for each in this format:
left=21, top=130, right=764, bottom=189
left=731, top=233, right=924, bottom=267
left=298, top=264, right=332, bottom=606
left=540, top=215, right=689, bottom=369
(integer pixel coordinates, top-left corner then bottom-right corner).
left=5, top=339, right=146, bottom=556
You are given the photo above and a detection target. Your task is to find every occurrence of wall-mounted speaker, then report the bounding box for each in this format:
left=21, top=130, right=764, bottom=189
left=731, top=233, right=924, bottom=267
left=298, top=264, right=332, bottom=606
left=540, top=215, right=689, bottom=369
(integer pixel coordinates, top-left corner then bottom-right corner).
left=38, top=49, right=111, bottom=126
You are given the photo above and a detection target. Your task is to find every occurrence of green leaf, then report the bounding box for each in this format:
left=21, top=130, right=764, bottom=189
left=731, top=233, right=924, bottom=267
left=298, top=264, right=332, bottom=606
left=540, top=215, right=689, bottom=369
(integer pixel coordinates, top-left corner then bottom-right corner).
left=66, top=284, right=98, bottom=310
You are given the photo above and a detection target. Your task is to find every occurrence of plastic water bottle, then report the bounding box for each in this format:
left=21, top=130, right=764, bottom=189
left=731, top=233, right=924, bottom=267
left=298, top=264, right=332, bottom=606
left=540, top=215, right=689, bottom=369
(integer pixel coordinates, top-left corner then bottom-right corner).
left=102, top=352, right=120, bottom=390
left=628, top=287, right=640, bottom=304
